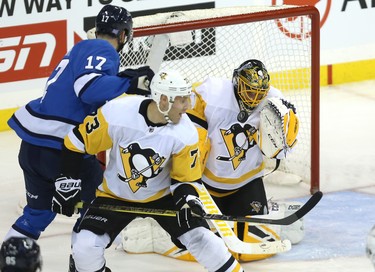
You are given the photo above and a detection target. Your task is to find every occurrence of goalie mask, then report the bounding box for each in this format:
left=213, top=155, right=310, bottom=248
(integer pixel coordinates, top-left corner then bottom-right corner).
left=0, top=237, right=42, bottom=272
left=233, top=59, right=270, bottom=122
left=96, top=5, right=133, bottom=52
left=150, top=70, right=192, bottom=123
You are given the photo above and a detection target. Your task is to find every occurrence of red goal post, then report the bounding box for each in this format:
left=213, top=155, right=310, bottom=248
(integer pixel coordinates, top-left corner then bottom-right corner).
left=98, top=5, right=320, bottom=194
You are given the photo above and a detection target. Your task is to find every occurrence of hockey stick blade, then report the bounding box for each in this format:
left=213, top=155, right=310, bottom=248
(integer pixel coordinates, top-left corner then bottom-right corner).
left=195, top=184, right=291, bottom=254
left=76, top=191, right=322, bottom=226
left=205, top=190, right=323, bottom=225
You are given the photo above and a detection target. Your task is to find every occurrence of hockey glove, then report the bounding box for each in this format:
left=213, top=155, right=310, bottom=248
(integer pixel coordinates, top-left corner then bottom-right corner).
left=255, top=97, right=299, bottom=159
left=117, top=66, right=155, bottom=96
left=176, top=195, right=206, bottom=230
left=52, top=175, right=81, bottom=217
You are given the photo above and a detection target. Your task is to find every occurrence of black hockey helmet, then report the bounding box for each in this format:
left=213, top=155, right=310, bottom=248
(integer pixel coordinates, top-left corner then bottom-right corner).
left=0, top=237, right=42, bottom=272
left=96, top=4, right=133, bottom=51
left=232, top=59, right=270, bottom=111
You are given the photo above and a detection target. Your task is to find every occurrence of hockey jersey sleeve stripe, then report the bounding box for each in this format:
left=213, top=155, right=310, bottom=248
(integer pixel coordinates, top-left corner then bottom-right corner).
left=64, top=129, right=85, bottom=154
left=14, top=105, right=76, bottom=140
left=186, top=112, right=208, bottom=130
left=8, top=113, right=63, bottom=142
left=187, top=89, right=208, bottom=128
left=73, top=73, right=102, bottom=97
left=77, top=74, right=131, bottom=105
left=24, top=104, right=79, bottom=125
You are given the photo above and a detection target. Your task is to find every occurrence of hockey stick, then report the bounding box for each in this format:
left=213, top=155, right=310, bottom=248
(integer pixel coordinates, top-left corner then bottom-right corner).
left=75, top=200, right=291, bottom=254
left=76, top=189, right=321, bottom=254
left=74, top=187, right=324, bottom=254
left=76, top=191, right=322, bottom=226
left=204, top=190, right=322, bottom=225
left=194, top=183, right=292, bottom=254
left=145, top=34, right=169, bottom=72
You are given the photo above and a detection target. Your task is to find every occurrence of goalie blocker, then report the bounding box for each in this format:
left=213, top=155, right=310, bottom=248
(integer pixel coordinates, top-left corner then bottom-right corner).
left=254, top=97, right=299, bottom=159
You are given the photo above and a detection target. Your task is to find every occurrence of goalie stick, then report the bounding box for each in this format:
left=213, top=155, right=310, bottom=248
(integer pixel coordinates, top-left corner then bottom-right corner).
left=76, top=191, right=322, bottom=226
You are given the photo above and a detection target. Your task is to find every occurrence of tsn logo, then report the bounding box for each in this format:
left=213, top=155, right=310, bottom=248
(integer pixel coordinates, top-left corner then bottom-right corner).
left=0, top=21, right=68, bottom=83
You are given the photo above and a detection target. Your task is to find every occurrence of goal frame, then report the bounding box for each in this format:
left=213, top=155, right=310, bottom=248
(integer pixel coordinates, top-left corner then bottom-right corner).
left=98, top=5, right=320, bottom=194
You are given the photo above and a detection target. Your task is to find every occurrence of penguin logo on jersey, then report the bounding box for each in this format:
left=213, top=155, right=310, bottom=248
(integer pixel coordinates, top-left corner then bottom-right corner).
left=216, top=123, right=256, bottom=169
left=250, top=201, right=263, bottom=214
left=117, top=143, right=166, bottom=193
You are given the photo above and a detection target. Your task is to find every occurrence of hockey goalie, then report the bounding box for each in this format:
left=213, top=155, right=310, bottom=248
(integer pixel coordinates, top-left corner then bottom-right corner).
left=120, top=60, right=304, bottom=262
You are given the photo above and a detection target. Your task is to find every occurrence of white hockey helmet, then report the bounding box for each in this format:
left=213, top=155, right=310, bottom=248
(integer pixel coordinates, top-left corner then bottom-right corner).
left=366, top=225, right=375, bottom=268
left=150, top=70, right=192, bottom=119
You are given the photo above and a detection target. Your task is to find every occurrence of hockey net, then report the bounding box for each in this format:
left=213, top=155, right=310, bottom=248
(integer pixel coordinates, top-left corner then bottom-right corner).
left=106, top=5, right=320, bottom=193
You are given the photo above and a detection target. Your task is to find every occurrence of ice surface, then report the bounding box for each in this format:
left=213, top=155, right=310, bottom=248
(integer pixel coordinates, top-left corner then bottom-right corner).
left=1, top=80, right=375, bottom=271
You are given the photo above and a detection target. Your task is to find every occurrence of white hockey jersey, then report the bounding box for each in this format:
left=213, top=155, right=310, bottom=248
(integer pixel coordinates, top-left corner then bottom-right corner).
left=64, top=95, right=201, bottom=202
left=188, top=77, right=283, bottom=191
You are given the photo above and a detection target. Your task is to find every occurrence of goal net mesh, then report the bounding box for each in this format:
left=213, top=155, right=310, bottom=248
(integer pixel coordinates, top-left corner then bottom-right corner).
left=117, top=5, right=319, bottom=192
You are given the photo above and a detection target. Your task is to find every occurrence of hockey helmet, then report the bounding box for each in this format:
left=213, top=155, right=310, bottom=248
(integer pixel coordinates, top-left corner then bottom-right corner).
left=150, top=70, right=192, bottom=120
left=96, top=5, right=133, bottom=51
left=0, top=237, right=42, bottom=272
left=232, top=59, right=270, bottom=110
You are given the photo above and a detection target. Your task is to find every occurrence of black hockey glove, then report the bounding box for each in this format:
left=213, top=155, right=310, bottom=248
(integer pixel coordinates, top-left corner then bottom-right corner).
left=117, top=66, right=155, bottom=96
left=52, top=175, right=81, bottom=217
left=176, top=195, right=206, bottom=230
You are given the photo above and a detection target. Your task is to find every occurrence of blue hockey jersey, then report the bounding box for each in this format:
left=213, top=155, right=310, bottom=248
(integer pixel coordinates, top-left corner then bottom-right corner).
left=8, top=39, right=132, bottom=150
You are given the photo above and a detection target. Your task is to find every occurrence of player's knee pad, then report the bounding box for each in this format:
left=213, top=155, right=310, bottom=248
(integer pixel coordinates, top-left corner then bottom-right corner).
left=268, top=201, right=305, bottom=244
left=13, top=205, right=56, bottom=239
left=72, top=230, right=110, bottom=272
left=121, top=217, right=197, bottom=262
left=232, top=222, right=279, bottom=262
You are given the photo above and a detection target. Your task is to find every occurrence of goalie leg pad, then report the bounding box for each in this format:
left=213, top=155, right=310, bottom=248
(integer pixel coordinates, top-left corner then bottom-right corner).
left=233, top=222, right=279, bottom=261
left=121, top=217, right=197, bottom=261
left=268, top=200, right=305, bottom=244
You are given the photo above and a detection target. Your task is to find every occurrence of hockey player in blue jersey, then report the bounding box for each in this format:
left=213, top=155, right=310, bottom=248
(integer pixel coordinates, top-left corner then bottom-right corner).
left=1, top=3, right=154, bottom=260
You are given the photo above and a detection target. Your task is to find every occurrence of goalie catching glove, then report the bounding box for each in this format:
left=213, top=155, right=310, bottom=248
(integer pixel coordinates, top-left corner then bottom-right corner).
left=51, top=175, right=81, bottom=217
left=255, top=97, right=299, bottom=159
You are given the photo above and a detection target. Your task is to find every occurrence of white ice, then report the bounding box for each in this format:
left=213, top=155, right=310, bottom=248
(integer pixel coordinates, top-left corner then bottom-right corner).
left=1, top=80, right=375, bottom=271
